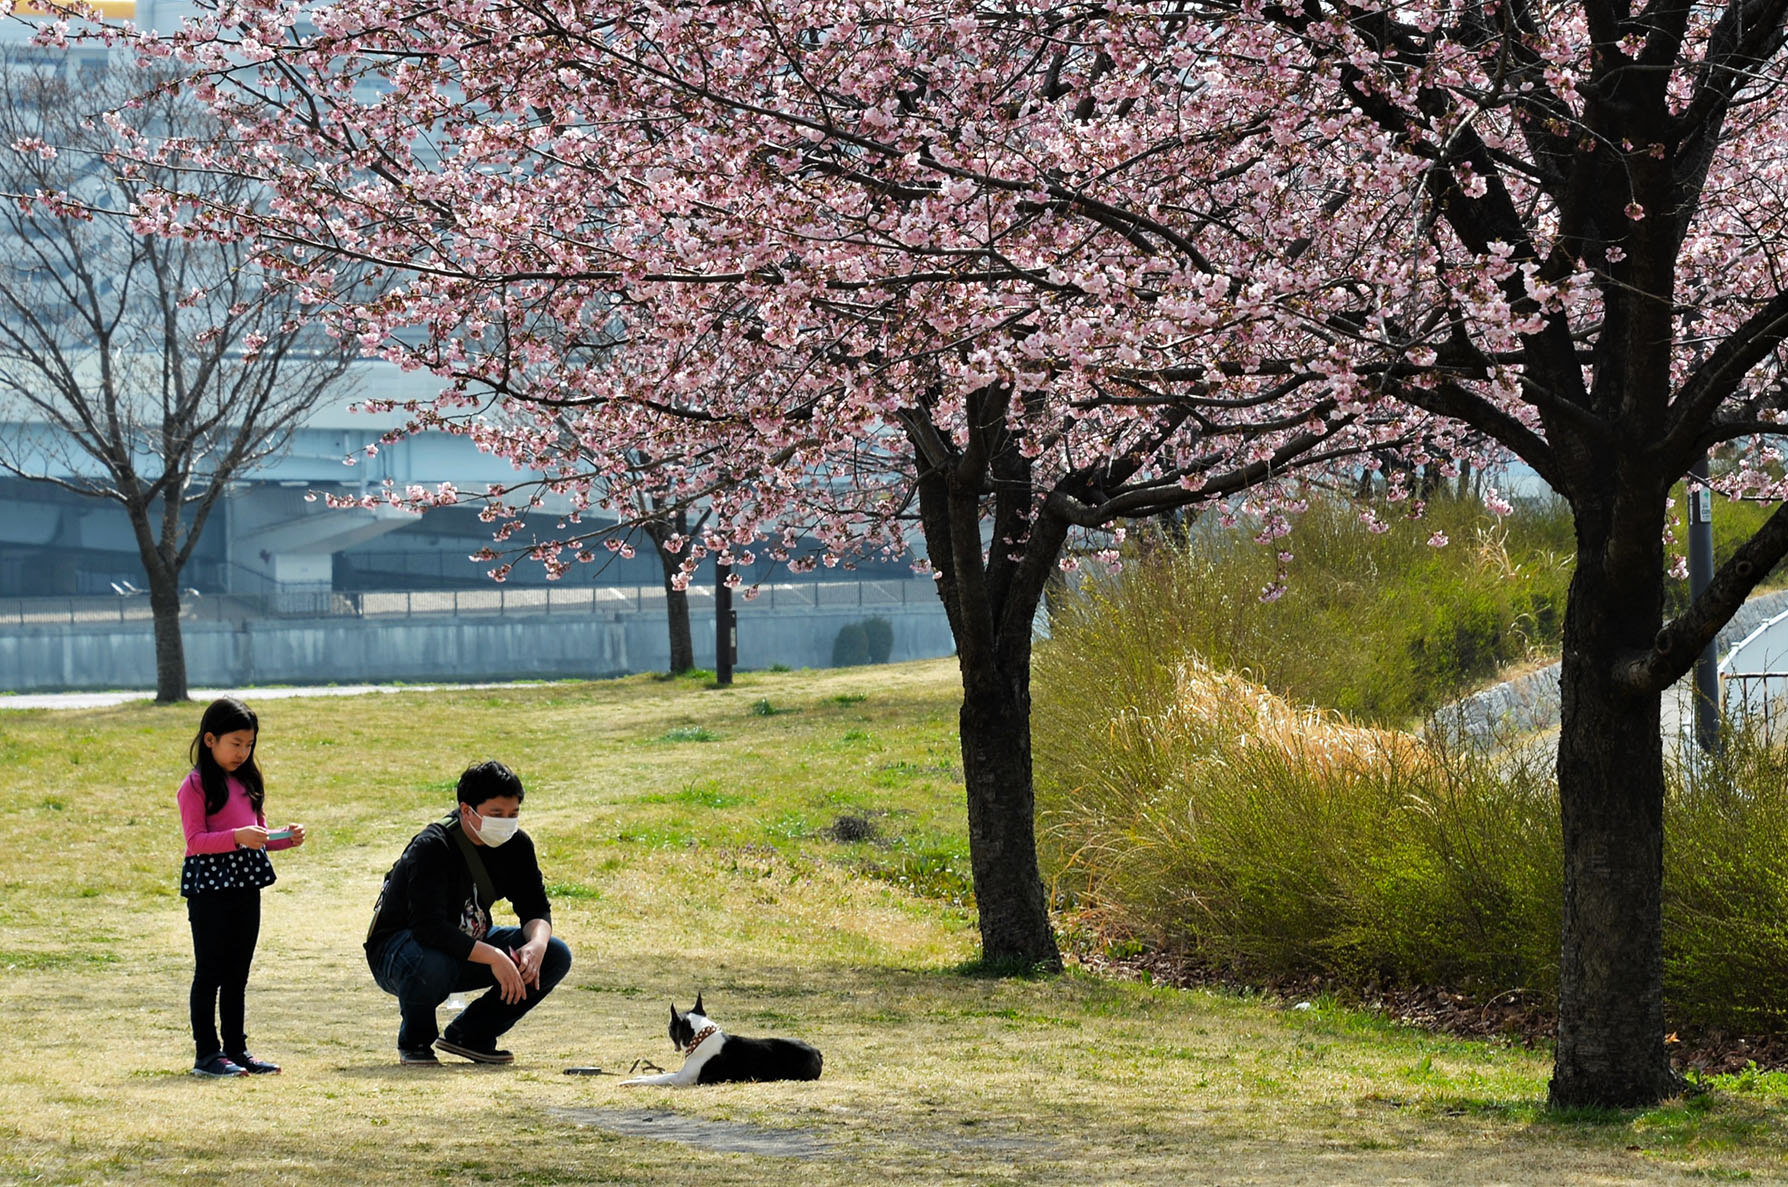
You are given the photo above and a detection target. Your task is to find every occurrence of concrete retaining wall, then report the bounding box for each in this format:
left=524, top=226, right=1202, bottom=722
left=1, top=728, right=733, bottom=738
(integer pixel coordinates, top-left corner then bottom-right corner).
left=0, top=602, right=957, bottom=692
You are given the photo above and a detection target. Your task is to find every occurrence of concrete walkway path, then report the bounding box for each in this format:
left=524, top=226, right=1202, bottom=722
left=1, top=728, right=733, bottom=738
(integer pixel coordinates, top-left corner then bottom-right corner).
left=0, top=681, right=538, bottom=711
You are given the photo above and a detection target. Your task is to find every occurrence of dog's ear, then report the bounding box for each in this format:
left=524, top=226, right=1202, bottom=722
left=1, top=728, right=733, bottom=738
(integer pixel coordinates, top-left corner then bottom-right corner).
left=693, top=991, right=705, bottom=1017
left=670, top=1001, right=681, bottom=1023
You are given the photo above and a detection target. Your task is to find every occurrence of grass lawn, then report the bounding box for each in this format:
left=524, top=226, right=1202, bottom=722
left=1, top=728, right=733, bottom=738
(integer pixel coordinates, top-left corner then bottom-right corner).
left=1, top=658, right=1784, bottom=1185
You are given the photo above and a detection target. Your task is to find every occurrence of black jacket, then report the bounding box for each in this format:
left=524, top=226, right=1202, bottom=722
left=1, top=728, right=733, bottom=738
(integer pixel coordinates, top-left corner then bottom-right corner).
left=364, top=816, right=552, bottom=964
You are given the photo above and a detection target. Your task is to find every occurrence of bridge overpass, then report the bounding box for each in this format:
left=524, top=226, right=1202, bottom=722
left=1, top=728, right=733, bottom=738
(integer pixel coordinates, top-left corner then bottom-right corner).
left=0, top=357, right=671, bottom=599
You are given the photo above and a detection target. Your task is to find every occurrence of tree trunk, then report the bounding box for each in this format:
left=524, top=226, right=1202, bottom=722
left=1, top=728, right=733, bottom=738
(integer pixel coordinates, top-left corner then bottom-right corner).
left=958, top=650, right=1061, bottom=970
left=906, top=429, right=1062, bottom=970
left=145, top=559, right=189, bottom=704
left=123, top=496, right=191, bottom=704
left=1548, top=520, right=1683, bottom=1108
left=642, top=512, right=695, bottom=674
left=664, top=581, right=694, bottom=675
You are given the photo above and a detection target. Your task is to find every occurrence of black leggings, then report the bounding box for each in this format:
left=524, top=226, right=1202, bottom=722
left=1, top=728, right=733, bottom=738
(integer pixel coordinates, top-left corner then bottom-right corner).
left=187, top=888, right=261, bottom=1058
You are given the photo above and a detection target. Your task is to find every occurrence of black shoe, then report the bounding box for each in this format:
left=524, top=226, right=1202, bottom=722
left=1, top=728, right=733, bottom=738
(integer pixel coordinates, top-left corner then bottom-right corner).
left=399, top=1046, right=441, bottom=1067
left=229, top=1051, right=281, bottom=1074
left=191, top=1052, right=248, bottom=1078
left=435, top=1033, right=514, bottom=1064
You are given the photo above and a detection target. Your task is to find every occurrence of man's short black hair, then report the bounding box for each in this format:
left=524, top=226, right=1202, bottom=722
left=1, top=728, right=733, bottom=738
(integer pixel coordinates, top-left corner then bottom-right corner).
left=458, top=759, right=524, bottom=807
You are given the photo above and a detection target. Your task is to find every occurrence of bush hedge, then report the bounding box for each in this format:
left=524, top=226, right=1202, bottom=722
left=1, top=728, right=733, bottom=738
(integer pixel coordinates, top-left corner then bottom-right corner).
left=834, top=617, right=895, bottom=666
left=1034, top=494, right=1788, bottom=1033
left=863, top=616, right=894, bottom=663
left=1044, top=494, right=1577, bottom=727
left=832, top=621, right=869, bottom=667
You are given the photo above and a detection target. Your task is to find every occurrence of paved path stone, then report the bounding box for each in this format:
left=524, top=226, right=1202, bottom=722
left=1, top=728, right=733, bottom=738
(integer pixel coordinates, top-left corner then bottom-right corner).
left=552, top=1107, right=831, bottom=1158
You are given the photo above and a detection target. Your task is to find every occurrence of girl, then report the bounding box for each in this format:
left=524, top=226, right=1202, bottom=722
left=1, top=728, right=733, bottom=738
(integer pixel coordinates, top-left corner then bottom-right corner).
left=177, top=696, right=305, bottom=1077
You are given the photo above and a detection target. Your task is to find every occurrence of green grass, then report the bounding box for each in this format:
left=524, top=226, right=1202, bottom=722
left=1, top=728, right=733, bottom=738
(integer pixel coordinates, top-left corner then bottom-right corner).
left=1, top=662, right=1785, bottom=1184
left=1665, top=480, right=1788, bottom=617
left=658, top=724, right=720, bottom=742
left=1043, top=487, right=1788, bottom=732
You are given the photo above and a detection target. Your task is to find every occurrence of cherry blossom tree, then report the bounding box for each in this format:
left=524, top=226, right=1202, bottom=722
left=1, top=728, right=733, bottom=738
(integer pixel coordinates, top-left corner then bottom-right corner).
left=1242, top=0, right=1788, bottom=1108
left=93, top=0, right=1788, bottom=1107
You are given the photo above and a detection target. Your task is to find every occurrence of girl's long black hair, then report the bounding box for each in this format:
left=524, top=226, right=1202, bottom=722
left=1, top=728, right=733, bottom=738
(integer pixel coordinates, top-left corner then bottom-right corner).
left=189, top=697, right=264, bottom=816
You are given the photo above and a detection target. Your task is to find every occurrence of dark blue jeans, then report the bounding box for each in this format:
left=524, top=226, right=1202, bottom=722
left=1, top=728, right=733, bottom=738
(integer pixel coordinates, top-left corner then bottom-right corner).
left=369, top=927, right=572, bottom=1050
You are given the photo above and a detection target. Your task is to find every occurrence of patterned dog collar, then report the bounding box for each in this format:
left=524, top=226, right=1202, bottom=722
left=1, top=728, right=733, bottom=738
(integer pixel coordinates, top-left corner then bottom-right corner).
left=683, top=1024, right=718, bottom=1056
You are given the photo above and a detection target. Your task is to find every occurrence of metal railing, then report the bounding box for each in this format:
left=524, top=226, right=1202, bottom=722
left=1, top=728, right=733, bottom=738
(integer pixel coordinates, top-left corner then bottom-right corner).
left=0, top=594, right=167, bottom=626
left=1722, top=672, right=1788, bottom=745
left=349, top=578, right=933, bottom=619
left=0, top=577, right=940, bottom=628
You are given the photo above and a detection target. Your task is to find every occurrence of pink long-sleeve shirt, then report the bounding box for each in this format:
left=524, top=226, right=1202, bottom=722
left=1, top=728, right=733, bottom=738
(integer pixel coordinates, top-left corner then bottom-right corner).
left=177, top=769, right=296, bottom=857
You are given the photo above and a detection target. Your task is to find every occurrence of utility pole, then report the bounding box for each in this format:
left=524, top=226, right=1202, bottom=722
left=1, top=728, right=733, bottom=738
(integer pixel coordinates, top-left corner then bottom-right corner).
left=715, top=560, right=735, bottom=686
left=1688, top=457, right=1720, bottom=752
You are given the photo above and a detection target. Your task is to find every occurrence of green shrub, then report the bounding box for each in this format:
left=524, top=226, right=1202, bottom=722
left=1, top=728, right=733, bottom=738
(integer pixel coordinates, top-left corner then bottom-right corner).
left=1039, top=493, right=1575, bottom=728
left=1032, top=487, right=1788, bottom=1033
left=1036, top=649, right=1788, bottom=1034
left=832, top=618, right=894, bottom=666
left=1036, top=663, right=1562, bottom=991
left=1663, top=733, right=1788, bottom=1032
left=832, top=621, right=870, bottom=667
left=863, top=616, right=895, bottom=663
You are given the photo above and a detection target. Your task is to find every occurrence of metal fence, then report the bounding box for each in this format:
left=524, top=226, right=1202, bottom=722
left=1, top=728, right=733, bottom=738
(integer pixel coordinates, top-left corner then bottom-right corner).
left=0, top=577, right=941, bottom=627
left=1722, top=672, right=1788, bottom=745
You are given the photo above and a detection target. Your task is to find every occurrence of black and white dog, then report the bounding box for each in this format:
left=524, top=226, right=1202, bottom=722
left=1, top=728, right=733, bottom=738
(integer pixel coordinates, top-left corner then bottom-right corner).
left=619, top=993, right=823, bottom=1086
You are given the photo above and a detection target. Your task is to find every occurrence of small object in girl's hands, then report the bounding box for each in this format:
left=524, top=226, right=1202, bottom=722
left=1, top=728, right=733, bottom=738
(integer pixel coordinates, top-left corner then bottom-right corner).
left=266, top=827, right=292, bottom=842
left=563, top=1066, right=603, bottom=1075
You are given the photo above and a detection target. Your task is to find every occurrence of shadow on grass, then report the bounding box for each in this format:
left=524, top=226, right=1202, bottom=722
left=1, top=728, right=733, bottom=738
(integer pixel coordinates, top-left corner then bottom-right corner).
left=948, top=954, right=1064, bottom=981
left=331, top=1060, right=517, bottom=1079
left=1424, top=1080, right=1782, bottom=1159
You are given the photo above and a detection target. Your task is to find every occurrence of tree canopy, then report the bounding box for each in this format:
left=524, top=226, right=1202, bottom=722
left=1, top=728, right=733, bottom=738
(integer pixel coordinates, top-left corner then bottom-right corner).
left=0, top=50, right=359, bottom=700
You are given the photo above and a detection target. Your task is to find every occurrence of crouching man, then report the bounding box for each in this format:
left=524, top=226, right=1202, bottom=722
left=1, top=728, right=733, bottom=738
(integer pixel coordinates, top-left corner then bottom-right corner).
left=365, top=760, right=572, bottom=1066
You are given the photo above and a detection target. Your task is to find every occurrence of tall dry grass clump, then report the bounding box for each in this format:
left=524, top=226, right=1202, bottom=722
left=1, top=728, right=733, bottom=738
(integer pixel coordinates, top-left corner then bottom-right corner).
left=1664, top=732, right=1788, bottom=1033
left=1037, top=635, right=1788, bottom=1033
left=1038, top=659, right=1563, bottom=994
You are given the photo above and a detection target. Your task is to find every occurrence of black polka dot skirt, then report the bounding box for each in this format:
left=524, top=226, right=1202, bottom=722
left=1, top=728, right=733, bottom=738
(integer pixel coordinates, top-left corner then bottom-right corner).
left=181, top=849, right=277, bottom=897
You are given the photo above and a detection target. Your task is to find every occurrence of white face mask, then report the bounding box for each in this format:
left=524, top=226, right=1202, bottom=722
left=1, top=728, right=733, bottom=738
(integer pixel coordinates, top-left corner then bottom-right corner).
left=470, top=809, right=520, bottom=847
